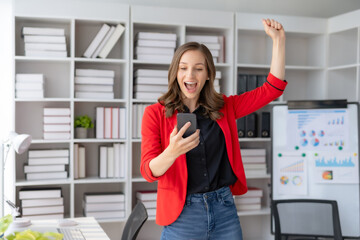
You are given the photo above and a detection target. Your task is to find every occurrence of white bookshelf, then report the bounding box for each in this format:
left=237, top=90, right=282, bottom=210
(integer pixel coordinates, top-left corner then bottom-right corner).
left=12, top=1, right=360, bottom=239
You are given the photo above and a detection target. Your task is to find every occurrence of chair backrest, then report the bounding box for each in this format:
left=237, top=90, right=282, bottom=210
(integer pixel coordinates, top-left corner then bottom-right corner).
left=272, top=199, right=343, bottom=240
left=121, top=202, right=148, bottom=240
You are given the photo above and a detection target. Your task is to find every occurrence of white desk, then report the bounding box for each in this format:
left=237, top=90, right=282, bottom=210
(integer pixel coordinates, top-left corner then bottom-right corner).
left=5, top=217, right=110, bottom=240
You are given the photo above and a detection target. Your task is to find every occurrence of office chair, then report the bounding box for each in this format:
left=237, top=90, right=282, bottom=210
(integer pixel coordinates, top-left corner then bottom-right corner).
left=121, top=202, right=148, bottom=240
left=272, top=199, right=343, bottom=240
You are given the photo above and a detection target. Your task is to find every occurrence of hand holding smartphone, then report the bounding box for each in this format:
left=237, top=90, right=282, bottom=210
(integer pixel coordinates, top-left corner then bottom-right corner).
left=177, top=113, right=197, bottom=138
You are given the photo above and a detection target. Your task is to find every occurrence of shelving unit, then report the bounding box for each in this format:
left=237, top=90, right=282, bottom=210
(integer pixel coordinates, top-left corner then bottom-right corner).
left=11, top=1, right=360, bottom=239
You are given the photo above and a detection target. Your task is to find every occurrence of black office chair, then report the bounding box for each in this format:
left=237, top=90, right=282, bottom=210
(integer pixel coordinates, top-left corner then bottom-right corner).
left=272, top=199, right=343, bottom=240
left=121, top=202, right=148, bottom=240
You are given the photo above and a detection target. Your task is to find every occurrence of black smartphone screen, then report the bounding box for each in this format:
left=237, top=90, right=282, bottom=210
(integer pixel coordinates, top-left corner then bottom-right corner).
left=177, top=113, right=197, bottom=137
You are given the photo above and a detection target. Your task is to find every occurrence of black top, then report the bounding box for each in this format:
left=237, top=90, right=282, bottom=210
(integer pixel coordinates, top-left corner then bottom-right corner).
left=183, top=106, right=237, bottom=195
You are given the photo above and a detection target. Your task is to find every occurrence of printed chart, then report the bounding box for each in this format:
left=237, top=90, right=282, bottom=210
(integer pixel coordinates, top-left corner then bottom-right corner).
left=287, top=109, right=349, bottom=151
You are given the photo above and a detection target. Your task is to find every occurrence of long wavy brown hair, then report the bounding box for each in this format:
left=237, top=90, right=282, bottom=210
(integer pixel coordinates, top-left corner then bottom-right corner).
left=158, top=42, right=224, bottom=121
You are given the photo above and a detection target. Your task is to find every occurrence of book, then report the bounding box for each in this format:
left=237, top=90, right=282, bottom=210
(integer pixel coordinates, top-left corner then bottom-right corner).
left=74, top=84, right=113, bottom=92
left=104, top=107, right=112, bottom=139
left=74, top=77, right=114, bottom=85
left=75, top=69, right=115, bottom=78
left=15, top=74, right=44, bottom=83
left=16, top=90, right=44, bottom=98
left=22, top=27, right=65, bottom=36
left=99, top=146, right=108, bottom=178
left=24, top=35, right=66, bottom=43
left=15, top=82, right=43, bottom=90
left=26, top=171, right=67, bottom=180
left=136, top=39, right=176, bottom=48
left=75, top=91, right=114, bottom=99
left=134, top=69, right=168, bottom=78
left=28, top=157, right=69, bottom=166
left=236, top=203, right=261, bottom=211
left=217, top=35, right=225, bottom=63
left=135, top=46, right=174, bottom=55
left=242, top=187, right=263, bottom=198
left=43, top=132, right=71, bottom=140
left=98, top=23, right=126, bottom=59
left=91, top=26, right=115, bottom=58
left=240, top=149, right=266, bottom=156
left=119, top=108, right=126, bottom=139
left=74, top=144, right=79, bottom=179
left=146, top=208, right=156, bottom=216
left=25, top=43, right=66, bottom=51
left=136, top=190, right=157, bottom=201
left=25, top=50, right=67, bottom=58
left=133, top=84, right=168, bottom=92
left=113, top=144, right=120, bottom=178
left=247, top=75, right=257, bottom=91
left=134, top=91, right=162, bottom=100
left=136, top=32, right=176, bottom=41
left=84, top=210, right=125, bottom=219
left=78, top=146, right=86, bottom=178
left=28, top=149, right=69, bottom=158
left=22, top=213, right=64, bottom=220
left=43, top=124, right=71, bottom=132
left=21, top=197, right=63, bottom=208
left=107, top=147, right=114, bottom=178
left=233, top=197, right=261, bottom=205
left=19, top=188, right=62, bottom=200
left=186, top=35, right=219, bottom=43
left=244, top=169, right=267, bottom=176
left=243, top=163, right=267, bottom=169
left=112, top=108, right=119, bottom=139
left=201, top=43, right=221, bottom=50
left=43, top=108, right=70, bottom=116
left=96, top=107, right=104, bottom=139
left=24, top=164, right=65, bottom=173
left=84, top=193, right=125, bottom=203
left=22, top=205, right=64, bottom=216
left=137, top=200, right=156, bottom=208
left=119, top=144, right=126, bottom=178
left=135, top=54, right=173, bottom=62
left=83, top=23, right=111, bottom=58
left=83, top=201, right=125, bottom=212
left=134, top=77, right=168, bottom=85
left=215, top=71, right=222, bottom=79
left=43, top=116, right=71, bottom=124
left=242, top=156, right=266, bottom=163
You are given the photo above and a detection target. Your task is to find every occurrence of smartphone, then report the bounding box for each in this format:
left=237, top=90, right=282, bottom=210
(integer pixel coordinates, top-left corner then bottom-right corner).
left=177, top=113, right=197, bottom=138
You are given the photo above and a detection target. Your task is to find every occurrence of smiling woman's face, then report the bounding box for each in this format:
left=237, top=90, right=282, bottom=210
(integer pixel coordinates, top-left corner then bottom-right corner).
left=177, top=50, right=209, bottom=107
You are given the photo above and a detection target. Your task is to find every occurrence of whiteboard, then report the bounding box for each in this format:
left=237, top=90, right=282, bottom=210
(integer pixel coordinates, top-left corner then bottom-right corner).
left=272, top=103, right=360, bottom=237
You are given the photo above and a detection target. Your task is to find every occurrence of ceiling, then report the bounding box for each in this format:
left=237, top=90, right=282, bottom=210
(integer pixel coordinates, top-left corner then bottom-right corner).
left=117, top=0, right=360, bottom=18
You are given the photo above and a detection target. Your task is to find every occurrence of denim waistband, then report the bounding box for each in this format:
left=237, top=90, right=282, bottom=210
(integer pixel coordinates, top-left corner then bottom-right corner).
left=186, top=186, right=231, bottom=204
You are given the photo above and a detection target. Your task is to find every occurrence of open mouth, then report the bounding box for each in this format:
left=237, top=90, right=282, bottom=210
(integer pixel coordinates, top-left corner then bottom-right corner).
left=184, top=82, right=197, bottom=92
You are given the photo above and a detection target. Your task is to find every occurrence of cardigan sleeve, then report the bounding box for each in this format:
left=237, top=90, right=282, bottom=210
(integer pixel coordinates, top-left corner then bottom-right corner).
left=230, top=72, right=287, bottom=119
left=140, top=105, right=162, bottom=182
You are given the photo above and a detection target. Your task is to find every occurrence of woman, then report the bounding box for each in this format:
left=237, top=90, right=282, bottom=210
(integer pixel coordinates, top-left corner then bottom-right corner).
left=141, top=19, right=287, bottom=239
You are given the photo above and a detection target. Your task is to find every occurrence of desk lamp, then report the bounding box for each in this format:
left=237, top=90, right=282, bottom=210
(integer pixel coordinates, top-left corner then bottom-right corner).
left=1, top=131, right=32, bottom=217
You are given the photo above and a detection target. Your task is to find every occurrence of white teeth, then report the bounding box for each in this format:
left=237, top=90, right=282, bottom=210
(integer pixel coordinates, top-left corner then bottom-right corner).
left=185, top=82, right=196, bottom=85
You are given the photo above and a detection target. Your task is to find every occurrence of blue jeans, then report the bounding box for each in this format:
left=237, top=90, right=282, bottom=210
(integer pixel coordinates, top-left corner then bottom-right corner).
left=161, top=186, right=243, bottom=240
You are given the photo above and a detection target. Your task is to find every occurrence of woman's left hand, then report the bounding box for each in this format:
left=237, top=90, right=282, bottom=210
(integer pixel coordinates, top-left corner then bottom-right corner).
left=262, top=18, right=285, bottom=41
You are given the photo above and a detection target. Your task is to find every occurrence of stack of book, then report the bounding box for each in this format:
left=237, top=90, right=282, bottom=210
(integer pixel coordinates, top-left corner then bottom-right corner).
left=214, top=70, right=222, bottom=93
left=83, top=23, right=125, bottom=59
left=132, top=103, right=151, bottom=139
left=234, top=187, right=263, bottom=212
left=98, top=143, right=126, bottom=179
left=136, top=190, right=157, bottom=218
left=240, top=149, right=267, bottom=176
left=73, top=144, right=86, bottom=179
left=15, top=73, right=44, bottom=99
left=25, top=149, right=69, bottom=181
left=22, top=27, right=67, bottom=58
left=134, top=32, right=177, bottom=62
left=186, top=35, right=225, bottom=63
left=43, top=108, right=71, bottom=140
left=83, top=192, right=125, bottom=219
left=237, top=74, right=268, bottom=95
left=133, top=69, right=168, bottom=100
left=19, top=188, right=64, bottom=219
left=96, top=107, right=126, bottom=139
left=75, top=69, right=115, bottom=99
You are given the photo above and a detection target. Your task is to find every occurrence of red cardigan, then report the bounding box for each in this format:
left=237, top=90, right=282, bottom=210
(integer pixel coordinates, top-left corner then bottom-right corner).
left=140, top=73, right=287, bottom=226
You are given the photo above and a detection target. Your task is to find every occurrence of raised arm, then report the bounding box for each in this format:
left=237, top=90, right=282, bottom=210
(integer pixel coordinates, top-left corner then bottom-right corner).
left=262, top=18, right=286, bottom=80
